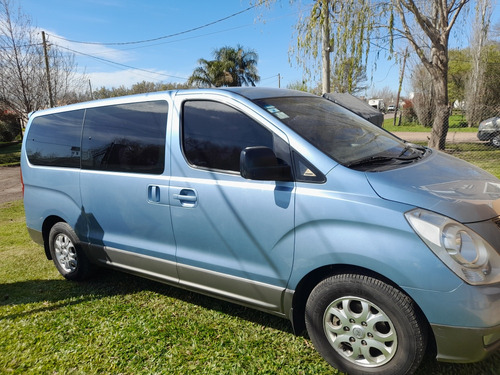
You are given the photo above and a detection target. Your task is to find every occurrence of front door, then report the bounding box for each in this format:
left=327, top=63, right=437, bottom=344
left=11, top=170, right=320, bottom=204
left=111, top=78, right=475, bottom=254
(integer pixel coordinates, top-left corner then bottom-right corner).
left=170, top=95, right=295, bottom=313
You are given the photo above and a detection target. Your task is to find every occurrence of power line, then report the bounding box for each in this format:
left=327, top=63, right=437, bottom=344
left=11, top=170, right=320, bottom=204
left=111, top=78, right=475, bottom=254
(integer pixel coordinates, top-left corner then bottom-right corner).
left=48, top=4, right=258, bottom=46
left=56, top=43, right=189, bottom=81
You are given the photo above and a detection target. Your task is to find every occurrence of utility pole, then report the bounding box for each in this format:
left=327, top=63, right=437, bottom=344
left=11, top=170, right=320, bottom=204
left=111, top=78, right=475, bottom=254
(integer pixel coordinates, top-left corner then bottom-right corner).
left=41, top=31, right=54, bottom=108
left=278, top=73, right=281, bottom=88
left=89, top=79, right=94, bottom=100
left=321, top=0, right=331, bottom=94
left=393, top=47, right=408, bottom=127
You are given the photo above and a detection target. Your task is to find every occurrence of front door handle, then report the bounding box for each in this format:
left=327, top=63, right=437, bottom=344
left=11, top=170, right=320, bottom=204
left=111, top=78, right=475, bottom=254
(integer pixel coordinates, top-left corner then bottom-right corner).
left=171, top=187, right=198, bottom=208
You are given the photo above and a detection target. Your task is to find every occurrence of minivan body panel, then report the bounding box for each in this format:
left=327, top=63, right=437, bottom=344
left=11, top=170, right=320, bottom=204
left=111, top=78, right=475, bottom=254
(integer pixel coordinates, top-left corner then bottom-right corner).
left=289, top=169, right=462, bottom=293
left=80, top=170, right=177, bottom=262
left=23, top=165, right=82, bottom=239
left=366, top=151, right=500, bottom=222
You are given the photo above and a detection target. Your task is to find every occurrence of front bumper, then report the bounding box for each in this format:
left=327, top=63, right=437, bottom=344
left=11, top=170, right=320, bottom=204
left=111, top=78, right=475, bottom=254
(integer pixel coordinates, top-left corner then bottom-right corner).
left=432, top=323, right=500, bottom=363
left=477, top=130, right=499, bottom=141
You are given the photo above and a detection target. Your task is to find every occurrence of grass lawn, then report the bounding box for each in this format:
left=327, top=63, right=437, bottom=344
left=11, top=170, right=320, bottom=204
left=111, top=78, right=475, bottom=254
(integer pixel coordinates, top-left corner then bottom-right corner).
left=1, top=200, right=500, bottom=374
left=445, top=143, right=500, bottom=178
left=0, top=142, right=21, bottom=167
left=383, top=114, right=478, bottom=133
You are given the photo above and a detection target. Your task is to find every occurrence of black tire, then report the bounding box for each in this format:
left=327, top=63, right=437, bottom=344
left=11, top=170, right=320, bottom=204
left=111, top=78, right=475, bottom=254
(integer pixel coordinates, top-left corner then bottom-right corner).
left=491, top=135, right=500, bottom=148
left=305, top=274, right=427, bottom=375
left=48, top=222, right=94, bottom=281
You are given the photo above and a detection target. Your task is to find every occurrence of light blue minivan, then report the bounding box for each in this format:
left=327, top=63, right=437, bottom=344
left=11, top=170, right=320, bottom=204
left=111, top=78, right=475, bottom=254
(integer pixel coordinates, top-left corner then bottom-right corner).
left=21, top=88, right=500, bottom=375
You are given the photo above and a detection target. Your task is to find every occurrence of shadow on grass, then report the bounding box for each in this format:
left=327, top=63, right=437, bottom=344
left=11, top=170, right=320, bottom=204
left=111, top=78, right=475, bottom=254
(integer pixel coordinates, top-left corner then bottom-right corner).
left=0, top=269, right=292, bottom=333
left=1, top=269, right=499, bottom=375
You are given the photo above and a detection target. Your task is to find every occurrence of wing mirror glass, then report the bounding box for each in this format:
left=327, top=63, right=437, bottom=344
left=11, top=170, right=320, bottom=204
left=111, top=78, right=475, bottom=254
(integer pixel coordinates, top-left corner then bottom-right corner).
left=240, top=146, right=293, bottom=182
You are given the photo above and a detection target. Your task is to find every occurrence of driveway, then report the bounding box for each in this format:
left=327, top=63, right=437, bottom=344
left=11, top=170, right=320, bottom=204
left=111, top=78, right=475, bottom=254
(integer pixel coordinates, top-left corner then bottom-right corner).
left=392, top=131, right=480, bottom=143
left=0, top=167, right=22, bottom=204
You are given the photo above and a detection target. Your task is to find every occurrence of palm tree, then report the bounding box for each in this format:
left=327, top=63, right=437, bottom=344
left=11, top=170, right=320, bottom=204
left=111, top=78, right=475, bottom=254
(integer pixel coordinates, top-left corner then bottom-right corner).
left=214, top=45, right=260, bottom=87
left=188, top=59, right=231, bottom=88
left=188, top=45, right=260, bottom=88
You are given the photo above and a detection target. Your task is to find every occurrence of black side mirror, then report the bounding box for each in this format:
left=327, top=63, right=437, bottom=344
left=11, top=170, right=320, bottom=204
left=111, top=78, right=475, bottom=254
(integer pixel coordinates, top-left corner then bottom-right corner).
left=240, top=146, right=293, bottom=182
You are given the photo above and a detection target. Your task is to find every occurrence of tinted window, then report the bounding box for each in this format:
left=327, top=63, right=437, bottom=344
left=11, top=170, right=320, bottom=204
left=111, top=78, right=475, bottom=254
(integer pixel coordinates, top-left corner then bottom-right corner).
left=182, top=101, right=273, bottom=172
left=81, top=101, right=168, bottom=174
left=26, top=110, right=84, bottom=168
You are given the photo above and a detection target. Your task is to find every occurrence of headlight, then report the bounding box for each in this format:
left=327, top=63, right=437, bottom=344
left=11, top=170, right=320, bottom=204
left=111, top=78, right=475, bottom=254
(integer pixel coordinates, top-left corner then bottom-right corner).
left=405, top=209, right=500, bottom=285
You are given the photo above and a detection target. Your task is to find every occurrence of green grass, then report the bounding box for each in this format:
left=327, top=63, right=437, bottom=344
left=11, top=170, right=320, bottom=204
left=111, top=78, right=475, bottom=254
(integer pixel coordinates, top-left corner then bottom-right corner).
left=1, top=201, right=500, bottom=374
left=445, top=143, right=500, bottom=178
left=0, top=142, right=21, bottom=167
left=383, top=114, right=478, bottom=133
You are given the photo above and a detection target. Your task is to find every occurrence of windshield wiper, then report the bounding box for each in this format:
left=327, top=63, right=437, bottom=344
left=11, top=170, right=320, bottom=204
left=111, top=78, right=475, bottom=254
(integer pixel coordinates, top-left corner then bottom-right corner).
left=346, top=155, right=400, bottom=168
left=347, top=146, right=426, bottom=169
left=398, top=144, right=426, bottom=159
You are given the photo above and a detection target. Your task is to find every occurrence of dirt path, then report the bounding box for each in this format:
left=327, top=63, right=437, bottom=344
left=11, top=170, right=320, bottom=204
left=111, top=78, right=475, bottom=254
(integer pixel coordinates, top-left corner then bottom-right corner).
left=392, top=131, right=480, bottom=143
left=0, top=167, right=22, bottom=205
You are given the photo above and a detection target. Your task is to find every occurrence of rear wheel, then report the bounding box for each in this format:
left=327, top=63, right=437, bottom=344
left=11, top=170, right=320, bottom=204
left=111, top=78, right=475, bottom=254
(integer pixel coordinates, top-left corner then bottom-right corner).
left=49, top=222, right=94, bottom=281
left=305, top=274, right=427, bottom=375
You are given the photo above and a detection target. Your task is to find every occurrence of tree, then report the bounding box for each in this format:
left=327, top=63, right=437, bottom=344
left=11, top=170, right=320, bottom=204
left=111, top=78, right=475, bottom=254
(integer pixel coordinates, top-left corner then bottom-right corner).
left=391, top=0, right=471, bottom=149
left=214, top=45, right=260, bottom=86
left=188, top=59, right=232, bottom=88
left=188, top=45, right=260, bottom=88
left=410, top=65, right=435, bottom=128
left=257, top=1, right=474, bottom=149
left=256, top=0, right=375, bottom=94
left=0, top=0, right=86, bottom=127
left=465, top=0, right=494, bottom=127
left=448, top=49, right=469, bottom=106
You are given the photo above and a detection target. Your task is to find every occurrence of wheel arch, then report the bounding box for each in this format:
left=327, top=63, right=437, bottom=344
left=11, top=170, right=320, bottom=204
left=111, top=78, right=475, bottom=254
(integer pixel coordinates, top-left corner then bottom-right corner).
left=289, top=264, right=433, bottom=348
left=41, top=215, right=67, bottom=260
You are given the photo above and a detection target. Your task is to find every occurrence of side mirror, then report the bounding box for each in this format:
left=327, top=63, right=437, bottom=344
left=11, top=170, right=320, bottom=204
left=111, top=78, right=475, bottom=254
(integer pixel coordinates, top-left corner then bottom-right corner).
left=240, top=146, right=293, bottom=182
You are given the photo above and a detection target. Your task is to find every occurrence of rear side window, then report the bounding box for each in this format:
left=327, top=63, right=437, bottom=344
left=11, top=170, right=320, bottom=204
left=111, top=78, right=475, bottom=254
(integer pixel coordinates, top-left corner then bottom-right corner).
left=182, top=100, right=273, bottom=172
left=81, top=101, right=168, bottom=174
left=26, top=110, right=84, bottom=168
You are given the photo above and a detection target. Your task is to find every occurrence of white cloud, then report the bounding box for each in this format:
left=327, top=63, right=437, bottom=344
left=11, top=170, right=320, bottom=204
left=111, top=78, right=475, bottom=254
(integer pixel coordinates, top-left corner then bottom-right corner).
left=87, top=69, right=187, bottom=89
left=39, top=27, right=132, bottom=63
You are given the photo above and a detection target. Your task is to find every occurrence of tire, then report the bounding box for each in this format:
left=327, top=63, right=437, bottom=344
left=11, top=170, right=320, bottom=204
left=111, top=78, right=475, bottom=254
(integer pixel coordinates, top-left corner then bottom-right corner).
left=491, top=135, right=500, bottom=148
left=305, top=274, right=427, bottom=375
left=48, top=222, right=94, bottom=281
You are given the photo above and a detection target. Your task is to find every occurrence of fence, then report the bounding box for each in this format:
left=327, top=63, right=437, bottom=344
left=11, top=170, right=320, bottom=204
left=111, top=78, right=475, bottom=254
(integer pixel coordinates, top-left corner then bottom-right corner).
left=387, top=106, right=500, bottom=179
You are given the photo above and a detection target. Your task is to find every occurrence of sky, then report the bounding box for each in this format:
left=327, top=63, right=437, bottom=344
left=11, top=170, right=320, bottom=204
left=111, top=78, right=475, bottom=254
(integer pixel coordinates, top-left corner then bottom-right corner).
left=19, top=0, right=500, bottom=98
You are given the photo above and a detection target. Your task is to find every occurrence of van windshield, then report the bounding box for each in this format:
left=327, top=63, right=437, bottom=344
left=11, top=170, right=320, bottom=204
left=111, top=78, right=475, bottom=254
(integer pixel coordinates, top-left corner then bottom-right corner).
left=253, top=96, right=427, bottom=171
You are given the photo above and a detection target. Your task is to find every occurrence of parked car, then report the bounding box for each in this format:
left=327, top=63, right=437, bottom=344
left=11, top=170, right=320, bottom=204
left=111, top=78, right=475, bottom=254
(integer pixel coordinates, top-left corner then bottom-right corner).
left=21, top=88, right=500, bottom=375
left=477, top=116, right=500, bottom=147
left=387, top=104, right=396, bottom=112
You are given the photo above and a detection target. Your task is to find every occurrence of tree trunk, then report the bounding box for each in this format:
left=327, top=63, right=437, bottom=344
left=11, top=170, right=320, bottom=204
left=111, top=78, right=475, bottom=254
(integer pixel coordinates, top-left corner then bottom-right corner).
left=428, top=37, right=450, bottom=150
left=428, top=79, right=449, bottom=150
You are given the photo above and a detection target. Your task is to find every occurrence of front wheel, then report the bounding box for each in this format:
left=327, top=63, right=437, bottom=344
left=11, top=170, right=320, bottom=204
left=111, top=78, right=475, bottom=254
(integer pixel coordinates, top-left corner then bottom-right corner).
left=305, top=274, right=427, bottom=375
left=491, top=135, right=500, bottom=148
left=49, top=222, right=94, bottom=281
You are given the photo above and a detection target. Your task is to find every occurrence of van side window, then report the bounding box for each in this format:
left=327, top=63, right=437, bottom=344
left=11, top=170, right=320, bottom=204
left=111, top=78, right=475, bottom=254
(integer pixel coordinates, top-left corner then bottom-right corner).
left=26, top=110, right=84, bottom=168
left=81, top=101, right=168, bottom=174
left=182, top=100, right=273, bottom=173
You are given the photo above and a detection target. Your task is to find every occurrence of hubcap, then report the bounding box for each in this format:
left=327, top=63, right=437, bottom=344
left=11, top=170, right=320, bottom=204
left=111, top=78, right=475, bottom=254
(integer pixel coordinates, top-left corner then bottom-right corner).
left=323, top=296, right=398, bottom=368
left=54, top=233, right=77, bottom=273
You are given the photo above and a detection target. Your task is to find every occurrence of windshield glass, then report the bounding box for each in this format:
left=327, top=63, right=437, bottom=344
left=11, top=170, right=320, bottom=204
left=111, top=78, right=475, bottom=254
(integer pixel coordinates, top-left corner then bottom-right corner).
left=253, top=96, right=423, bottom=169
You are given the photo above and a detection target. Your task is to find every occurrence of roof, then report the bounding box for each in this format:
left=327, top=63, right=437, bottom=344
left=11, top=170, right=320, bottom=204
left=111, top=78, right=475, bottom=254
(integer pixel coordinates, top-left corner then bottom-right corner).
left=323, top=92, right=384, bottom=127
